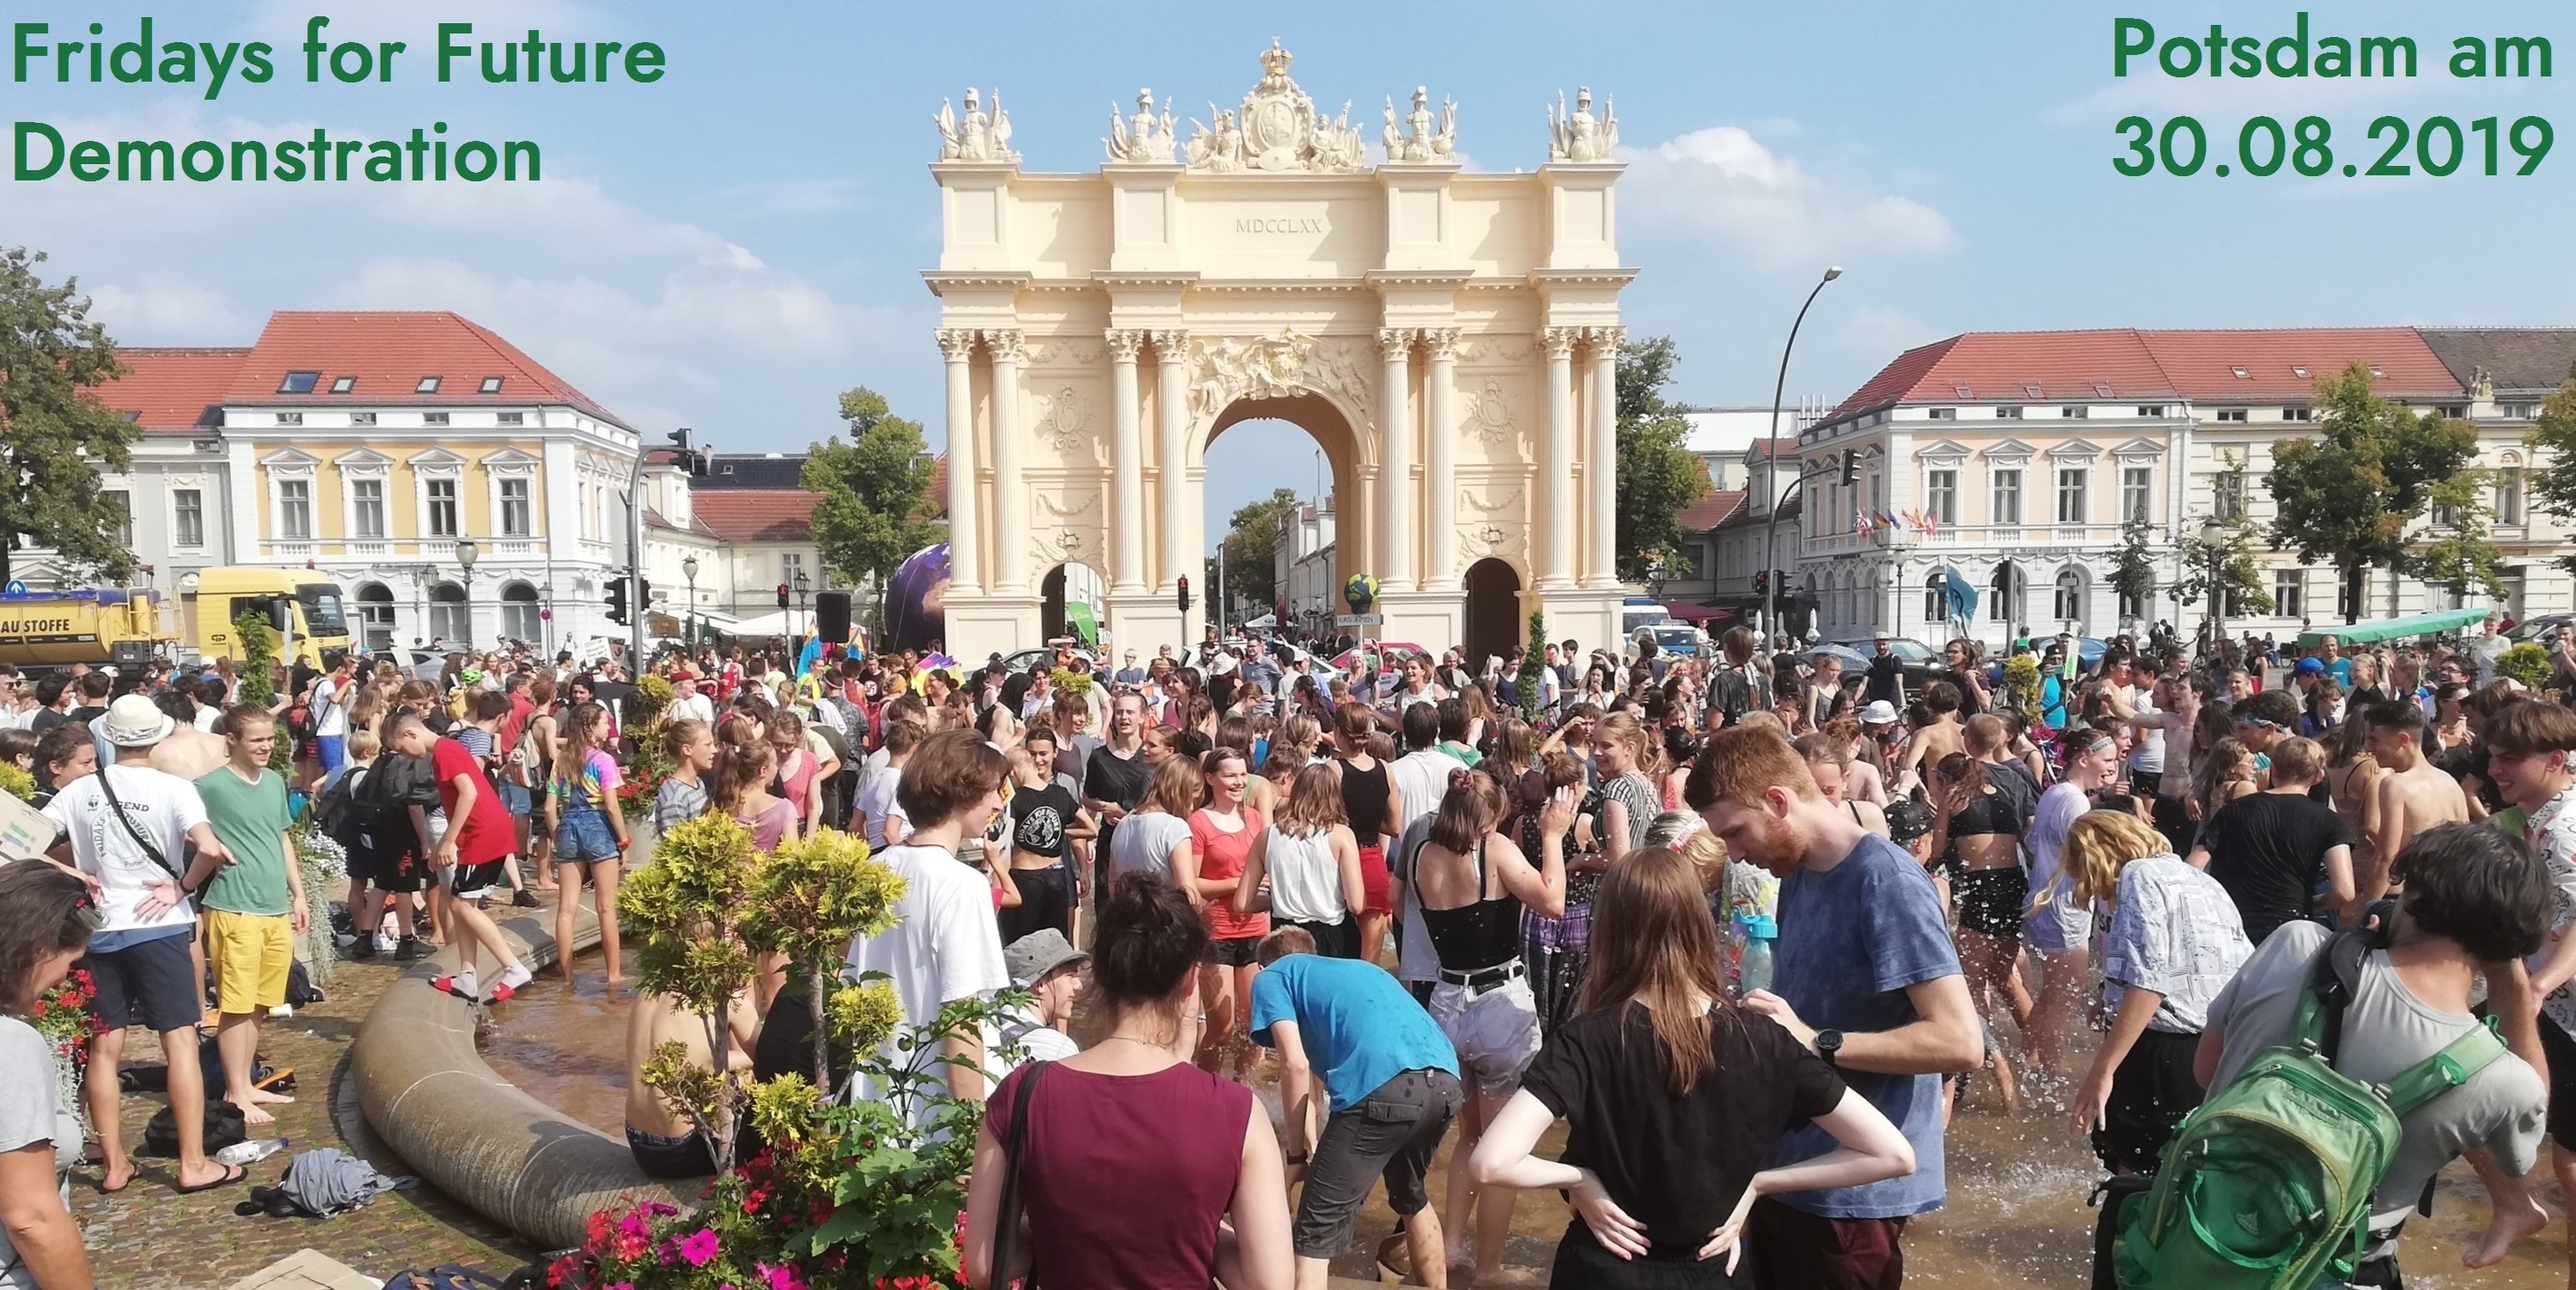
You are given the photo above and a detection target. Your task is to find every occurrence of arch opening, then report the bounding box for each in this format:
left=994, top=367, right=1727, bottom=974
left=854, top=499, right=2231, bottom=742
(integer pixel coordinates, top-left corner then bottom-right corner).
left=1199, top=393, right=1366, bottom=647
left=1038, top=560, right=1109, bottom=649
left=355, top=581, right=396, bottom=651
left=499, top=581, right=542, bottom=645
left=1462, top=558, right=1523, bottom=672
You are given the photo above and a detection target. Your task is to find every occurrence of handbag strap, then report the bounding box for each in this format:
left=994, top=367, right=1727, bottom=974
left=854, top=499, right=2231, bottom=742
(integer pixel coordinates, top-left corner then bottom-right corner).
left=987, top=1061, right=1049, bottom=1287
left=95, top=765, right=186, bottom=884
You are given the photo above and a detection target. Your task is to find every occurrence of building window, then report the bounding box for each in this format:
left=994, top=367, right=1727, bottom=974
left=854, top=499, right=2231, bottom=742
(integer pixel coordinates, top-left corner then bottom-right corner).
left=2061, top=406, right=2089, bottom=419
left=174, top=489, right=204, bottom=547
left=497, top=412, right=523, bottom=426
left=499, top=581, right=541, bottom=643
left=499, top=478, right=532, bottom=537
left=416, top=376, right=442, bottom=394
left=2504, top=566, right=2529, bottom=621
left=2121, top=466, right=2153, bottom=522
left=479, top=376, right=504, bottom=394
left=426, top=479, right=459, bottom=538
left=329, top=375, right=355, bottom=394
left=352, top=480, right=385, bottom=539
left=2274, top=570, right=2304, bottom=621
left=2498, top=468, right=2525, bottom=524
left=781, top=552, right=806, bottom=582
left=1994, top=406, right=2024, bottom=420
left=2437, top=404, right=2467, bottom=419
left=2280, top=406, right=2311, bottom=421
left=2503, top=402, right=2537, bottom=419
left=423, top=412, right=449, bottom=427
left=1927, top=407, right=1956, bottom=420
left=2213, top=471, right=2246, bottom=521
left=2335, top=573, right=2359, bottom=621
left=276, top=412, right=302, bottom=427
left=1989, top=566, right=2020, bottom=624
left=1924, top=469, right=1957, bottom=526
left=103, top=490, right=131, bottom=547
left=1923, top=573, right=1946, bottom=623
left=278, top=480, right=312, bottom=540
left=428, top=582, right=468, bottom=643
left=2136, top=405, right=2167, bottom=418
left=2215, top=408, right=2249, bottom=423
left=355, top=583, right=395, bottom=650
left=2054, top=569, right=2085, bottom=624
left=351, top=411, right=376, bottom=427
left=2055, top=468, right=2089, bottom=523
left=278, top=371, right=319, bottom=394
left=1992, top=469, right=2023, bottom=525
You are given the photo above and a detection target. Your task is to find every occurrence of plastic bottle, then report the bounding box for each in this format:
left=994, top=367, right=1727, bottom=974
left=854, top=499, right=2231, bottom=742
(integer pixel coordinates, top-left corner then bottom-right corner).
left=1736, top=914, right=1776, bottom=999
left=216, top=1137, right=288, bottom=1166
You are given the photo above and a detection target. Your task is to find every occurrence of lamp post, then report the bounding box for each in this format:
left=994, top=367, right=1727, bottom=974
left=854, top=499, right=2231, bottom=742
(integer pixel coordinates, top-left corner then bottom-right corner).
left=794, top=569, right=811, bottom=651
left=455, top=538, right=479, bottom=651
left=1760, top=266, right=1842, bottom=644
left=682, top=554, right=699, bottom=650
left=2200, top=517, right=2225, bottom=657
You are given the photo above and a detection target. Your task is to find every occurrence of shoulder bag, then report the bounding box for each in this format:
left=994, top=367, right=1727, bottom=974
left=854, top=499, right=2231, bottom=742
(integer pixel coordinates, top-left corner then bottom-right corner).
left=987, top=1061, right=1049, bottom=1289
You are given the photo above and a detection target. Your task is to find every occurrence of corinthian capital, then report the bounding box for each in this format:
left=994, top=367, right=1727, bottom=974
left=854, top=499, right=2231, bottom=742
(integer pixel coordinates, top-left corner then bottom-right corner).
left=1149, top=329, right=1190, bottom=361
left=1104, top=328, right=1144, bottom=362
left=1378, top=327, right=1417, bottom=359
left=1540, top=326, right=1581, bottom=359
left=982, top=328, right=1028, bottom=364
left=1422, top=327, right=1462, bottom=360
left=1586, top=325, right=1626, bottom=352
left=936, top=328, right=980, bottom=360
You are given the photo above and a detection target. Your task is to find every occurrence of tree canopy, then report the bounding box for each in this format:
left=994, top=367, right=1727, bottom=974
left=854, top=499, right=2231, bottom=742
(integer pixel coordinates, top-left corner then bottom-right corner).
left=0, top=248, right=137, bottom=585
left=1217, top=486, right=1300, bottom=614
left=2263, top=361, right=2480, bottom=622
left=2523, top=360, right=2576, bottom=572
left=1615, top=335, right=1710, bottom=583
left=801, top=387, right=941, bottom=599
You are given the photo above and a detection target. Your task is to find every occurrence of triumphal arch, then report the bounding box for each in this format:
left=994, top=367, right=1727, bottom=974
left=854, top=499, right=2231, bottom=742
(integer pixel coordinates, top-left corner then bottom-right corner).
left=926, top=42, right=1636, bottom=662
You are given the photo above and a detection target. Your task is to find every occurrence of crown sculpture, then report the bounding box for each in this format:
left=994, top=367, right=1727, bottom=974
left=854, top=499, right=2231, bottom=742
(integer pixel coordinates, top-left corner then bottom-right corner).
left=1186, top=40, right=1365, bottom=174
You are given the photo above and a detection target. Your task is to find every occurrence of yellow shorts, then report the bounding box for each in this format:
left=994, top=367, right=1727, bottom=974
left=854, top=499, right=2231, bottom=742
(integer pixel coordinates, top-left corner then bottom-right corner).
left=206, top=908, right=292, bottom=1014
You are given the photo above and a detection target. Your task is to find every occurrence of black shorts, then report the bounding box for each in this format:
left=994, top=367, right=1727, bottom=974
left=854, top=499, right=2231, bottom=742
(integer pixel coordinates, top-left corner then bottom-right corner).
left=80, top=929, right=202, bottom=1036
left=997, top=862, right=1075, bottom=946
left=2539, top=1014, right=2576, bottom=1152
left=449, top=859, right=509, bottom=900
left=1292, top=1067, right=1462, bottom=1258
left=1954, top=866, right=2029, bottom=938
left=1281, top=916, right=1360, bottom=960
left=1203, top=934, right=1261, bottom=967
left=2091, top=1026, right=2207, bottom=1174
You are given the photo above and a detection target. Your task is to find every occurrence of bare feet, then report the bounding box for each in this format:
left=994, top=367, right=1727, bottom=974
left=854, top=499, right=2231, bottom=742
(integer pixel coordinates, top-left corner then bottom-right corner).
left=1474, top=1266, right=1542, bottom=1287
left=244, top=1086, right=294, bottom=1106
left=228, top=1095, right=277, bottom=1127
left=99, top=1155, right=135, bottom=1194
left=2465, top=1189, right=2550, bottom=1268
left=602, top=975, right=627, bottom=990
left=170, top=1159, right=239, bottom=1192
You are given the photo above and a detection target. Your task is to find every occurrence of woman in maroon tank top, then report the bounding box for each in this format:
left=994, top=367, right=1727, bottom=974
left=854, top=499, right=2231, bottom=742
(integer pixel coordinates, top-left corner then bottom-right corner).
left=965, top=871, right=1292, bottom=1290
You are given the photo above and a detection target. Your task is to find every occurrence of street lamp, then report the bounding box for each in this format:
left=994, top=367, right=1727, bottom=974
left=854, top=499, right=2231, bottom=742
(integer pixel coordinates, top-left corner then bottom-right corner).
left=682, top=554, right=699, bottom=649
left=455, top=538, right=479, bottom=651
left=1761, top=266, right=1842, bottom=643
left=2200, top=517, right=2225, bottom=657
left=794, top=569, right=811, bottom=647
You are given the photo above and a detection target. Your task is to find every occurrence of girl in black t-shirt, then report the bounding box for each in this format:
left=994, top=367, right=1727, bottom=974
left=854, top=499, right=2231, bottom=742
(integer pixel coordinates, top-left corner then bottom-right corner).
left=1465, top=846, right=1914, bottom=1287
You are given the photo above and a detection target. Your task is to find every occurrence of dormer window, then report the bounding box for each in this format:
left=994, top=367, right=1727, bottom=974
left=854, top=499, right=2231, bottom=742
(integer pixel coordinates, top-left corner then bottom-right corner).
left=327, top=376, right=355, bottom=394
left=278, top=371, right=319, bottom=394
left=2230, top=366, right=2249, bottom=379
left=479, top=376, right=504, bottom=394
left=2291, top=366, right=2310, bottom=379
left=2367, top=365, right=2384, bottom=378
left=416, top=376, right=442, bottom=394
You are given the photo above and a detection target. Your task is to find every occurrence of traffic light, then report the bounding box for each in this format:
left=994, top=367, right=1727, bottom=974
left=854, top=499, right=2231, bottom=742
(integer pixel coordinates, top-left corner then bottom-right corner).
left=1753, top=570, right=1768, bottom=597
left=606, top=575, right=629, bottom=625
left=776, top=583, right=791, bottom=608
left=1840, top=449, right=1859, bottom=485
left=1177, top=576, right=1192, bottom=613
left=638, top=578, right=653, bottom=609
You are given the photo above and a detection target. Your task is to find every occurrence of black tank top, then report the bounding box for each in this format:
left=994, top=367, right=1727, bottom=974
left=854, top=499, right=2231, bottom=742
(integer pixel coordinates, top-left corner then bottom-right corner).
left=1420, top=839, right=1523, bottom=972
left=1340, top=757, right=1390, bottom=840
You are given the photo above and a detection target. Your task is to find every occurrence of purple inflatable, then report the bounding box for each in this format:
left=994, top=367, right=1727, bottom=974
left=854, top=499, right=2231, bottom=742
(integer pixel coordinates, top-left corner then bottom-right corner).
left=883, top=541, right=952, bottom=652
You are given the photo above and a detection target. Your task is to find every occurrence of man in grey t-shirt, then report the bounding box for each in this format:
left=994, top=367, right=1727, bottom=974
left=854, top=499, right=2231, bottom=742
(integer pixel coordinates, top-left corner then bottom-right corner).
left=2199, top=823, right=2550, bottom=1277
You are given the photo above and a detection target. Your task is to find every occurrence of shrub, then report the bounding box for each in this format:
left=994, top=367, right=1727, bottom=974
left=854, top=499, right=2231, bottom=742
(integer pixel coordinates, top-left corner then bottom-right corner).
left=2501, top=642, right=2555, bottom=691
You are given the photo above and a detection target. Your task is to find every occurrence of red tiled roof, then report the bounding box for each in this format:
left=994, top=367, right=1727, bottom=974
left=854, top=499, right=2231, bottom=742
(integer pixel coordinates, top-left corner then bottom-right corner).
left=223, top=311, right=628, bottom=428
left=1679, top=487, right=1748, bottom=533
left=1827, top=327, right=2472, bottom=423
left=2134, top=328, right=2458, bottom=400
left=693, top=489, right=821, bottom=543
left=98, top=346, right=249, bottom=432
left=644, top=506, right=718, bottom=539
left=924, top=454, right=949, bottom=520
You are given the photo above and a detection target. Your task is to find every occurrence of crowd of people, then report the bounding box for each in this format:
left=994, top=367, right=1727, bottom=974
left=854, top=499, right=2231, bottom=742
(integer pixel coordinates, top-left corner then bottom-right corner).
left=5, top=610, right=2576, bottom=1290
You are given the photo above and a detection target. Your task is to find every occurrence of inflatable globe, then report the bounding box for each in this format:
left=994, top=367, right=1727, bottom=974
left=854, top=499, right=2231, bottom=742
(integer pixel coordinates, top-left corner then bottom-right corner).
left=1344, top=573, right=1378, bottom=615
left=885, top=542, right=953, bottom=652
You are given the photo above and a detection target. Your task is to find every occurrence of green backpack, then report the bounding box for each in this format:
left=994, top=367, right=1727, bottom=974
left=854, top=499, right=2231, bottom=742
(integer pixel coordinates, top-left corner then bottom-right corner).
left=2115, top=930, right=2507, bottom=1290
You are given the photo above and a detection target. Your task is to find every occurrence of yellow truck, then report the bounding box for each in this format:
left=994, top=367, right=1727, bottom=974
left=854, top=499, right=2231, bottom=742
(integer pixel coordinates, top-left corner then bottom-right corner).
left=185, top=567, right=352, bottom=669
left=0, top=588, right=171, bottom=669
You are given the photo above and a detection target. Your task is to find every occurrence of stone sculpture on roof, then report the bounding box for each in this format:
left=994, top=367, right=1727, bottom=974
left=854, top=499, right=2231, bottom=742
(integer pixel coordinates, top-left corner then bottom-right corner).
left=934, top=86, right=1016, bottom=162
left=1106, top=89, right=1178, bottom=164
left=1383, top=86, right=1457, bottom=163
left=1547, top=86, right=1618, bottom=162
left=1186, top=40, right=1364, bottom=174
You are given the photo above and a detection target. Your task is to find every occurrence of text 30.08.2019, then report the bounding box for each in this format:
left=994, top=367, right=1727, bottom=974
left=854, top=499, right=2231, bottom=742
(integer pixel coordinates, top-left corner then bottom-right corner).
left=2114, top=113, right=2552, bottom=178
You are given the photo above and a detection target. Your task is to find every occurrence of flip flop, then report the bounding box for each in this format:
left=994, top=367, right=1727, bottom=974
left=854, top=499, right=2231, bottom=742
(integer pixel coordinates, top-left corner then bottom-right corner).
left=174, top=1162, right=248, bottom=1195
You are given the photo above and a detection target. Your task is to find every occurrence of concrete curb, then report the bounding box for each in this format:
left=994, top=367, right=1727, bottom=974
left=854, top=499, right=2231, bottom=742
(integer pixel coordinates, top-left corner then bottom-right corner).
left=351, top=902, right=685, bottom=1251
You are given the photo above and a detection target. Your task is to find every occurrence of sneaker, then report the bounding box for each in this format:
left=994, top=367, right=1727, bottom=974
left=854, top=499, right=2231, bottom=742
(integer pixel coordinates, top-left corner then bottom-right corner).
left=394, top=937, right=430, bottom=961
left=511, top=889, right=540, bottom=908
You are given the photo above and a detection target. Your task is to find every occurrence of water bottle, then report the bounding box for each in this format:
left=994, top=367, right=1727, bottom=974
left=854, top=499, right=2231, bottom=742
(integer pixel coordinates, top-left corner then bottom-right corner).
left=217, top=1137, right=288, bottom=1166
left=1737, top=915, right=1776, bottom=999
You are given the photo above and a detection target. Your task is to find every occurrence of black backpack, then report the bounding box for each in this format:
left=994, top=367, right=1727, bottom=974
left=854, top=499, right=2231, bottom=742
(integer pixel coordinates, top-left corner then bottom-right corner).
left=314, top=765, right=366, bottom=845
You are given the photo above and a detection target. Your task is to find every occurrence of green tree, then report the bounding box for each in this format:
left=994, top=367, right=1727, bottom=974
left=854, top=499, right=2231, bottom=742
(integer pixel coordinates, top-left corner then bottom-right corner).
left=802, top=387, right=940, bottom=617
left=1615, top=336, right=1710, bottom=584
left=0, top=248, right=137, bottom=585
left=2522, top=361, right=2576, bottom=572
left=2111, top=517, right=2160, bottom=621
left=2174, top=513, right=2275, bottom=624
left=1516, top=608, right=1547, bottom=721
left=2406, top=471, right=2506, bottom=601
left=2265, top=361, right=2479, bottom=623
left=1218, top=487, right=1300, bottom=614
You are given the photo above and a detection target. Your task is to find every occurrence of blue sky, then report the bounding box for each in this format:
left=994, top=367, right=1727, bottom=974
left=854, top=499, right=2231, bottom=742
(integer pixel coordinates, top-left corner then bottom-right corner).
left=9, top=1, right=2571, bottom=548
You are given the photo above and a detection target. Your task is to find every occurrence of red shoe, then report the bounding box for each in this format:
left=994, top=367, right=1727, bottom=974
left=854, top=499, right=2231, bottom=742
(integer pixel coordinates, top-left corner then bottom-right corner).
left=487, top=980, right=520, bottom=1002
left=430, top=974, right=478, bottom=1000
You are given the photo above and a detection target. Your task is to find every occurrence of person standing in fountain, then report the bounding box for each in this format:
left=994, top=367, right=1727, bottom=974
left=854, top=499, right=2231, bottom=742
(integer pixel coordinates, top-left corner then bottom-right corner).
left=190, top=704, right=310, bottom=1128
left=623, top=986, right=760, bottom=1178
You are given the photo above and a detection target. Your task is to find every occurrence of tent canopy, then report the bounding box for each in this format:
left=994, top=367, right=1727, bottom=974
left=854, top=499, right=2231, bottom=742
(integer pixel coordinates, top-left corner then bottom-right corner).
left=718, top=609, right=795, bottom=637
left=1660, top=601, right=1731, bottom=623
left=2297, top=608, right=2490, bottom=647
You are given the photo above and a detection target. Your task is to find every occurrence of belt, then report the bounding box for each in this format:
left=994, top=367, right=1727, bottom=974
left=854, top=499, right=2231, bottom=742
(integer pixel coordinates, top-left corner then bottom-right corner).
left=1438, top=960, right=1525, bottom=990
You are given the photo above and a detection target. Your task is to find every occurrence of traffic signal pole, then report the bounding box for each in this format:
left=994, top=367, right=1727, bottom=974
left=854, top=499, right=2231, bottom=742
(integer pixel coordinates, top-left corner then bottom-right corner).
left=626, top=438, right=649, bottom=670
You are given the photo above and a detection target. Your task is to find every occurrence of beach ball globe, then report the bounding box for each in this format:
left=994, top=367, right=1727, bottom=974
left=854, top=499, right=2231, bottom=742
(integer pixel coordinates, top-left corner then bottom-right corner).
left=1344, top=573, right=1378, bottom=615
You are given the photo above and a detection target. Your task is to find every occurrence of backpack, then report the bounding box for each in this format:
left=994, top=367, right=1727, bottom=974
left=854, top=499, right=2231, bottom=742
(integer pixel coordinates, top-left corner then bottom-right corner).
left=314, top=766, right=365, bottom=845
left=1709, top=662, right=1766, bottom=728
left=2113, top=930, right=2507, bottom=1290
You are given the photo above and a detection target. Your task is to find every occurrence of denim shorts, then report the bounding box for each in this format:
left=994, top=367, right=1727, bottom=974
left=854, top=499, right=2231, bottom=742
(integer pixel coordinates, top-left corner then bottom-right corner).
left=555, top=807, right=620, bottom=864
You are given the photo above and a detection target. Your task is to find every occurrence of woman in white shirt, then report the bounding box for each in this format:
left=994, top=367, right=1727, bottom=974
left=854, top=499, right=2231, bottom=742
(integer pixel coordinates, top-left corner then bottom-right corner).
left=1109, top=755, right=1201, bottom=887
left=1233, top=762, right=1364, bottom=959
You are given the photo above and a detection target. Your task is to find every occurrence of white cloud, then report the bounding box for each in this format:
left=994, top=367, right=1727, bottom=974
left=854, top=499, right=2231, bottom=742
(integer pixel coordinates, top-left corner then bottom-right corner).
left=1838, top=304, right=1942, bottom=356
left=86, top=279, right=245, bottom=339
left=1620, top=125, right=1954, bottom=266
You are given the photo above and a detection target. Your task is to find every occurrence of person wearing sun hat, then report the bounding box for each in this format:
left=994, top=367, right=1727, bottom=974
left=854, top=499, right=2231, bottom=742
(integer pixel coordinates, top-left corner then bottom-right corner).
left=40, top=693, right=244, bottom=1195
left=984, top=929, right=1086, bottom=1083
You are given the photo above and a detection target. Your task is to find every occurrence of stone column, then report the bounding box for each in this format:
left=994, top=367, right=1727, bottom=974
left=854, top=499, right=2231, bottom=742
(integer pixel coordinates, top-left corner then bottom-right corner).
left=1587, top=326, right=1623, bottom=586
left=1106, top=329, right=1146, bottom=594
left=1377, top=327, right=1415, bottom=590
left=938, top=328, right=983, bottom=595
left=1151, top=330, right=1190, bottom=590
left=1423, top=328, right=1459, bottom=590
left=985, top=329, right=1029, bottom=593
left=1541, top=326, right=1579, bottom=590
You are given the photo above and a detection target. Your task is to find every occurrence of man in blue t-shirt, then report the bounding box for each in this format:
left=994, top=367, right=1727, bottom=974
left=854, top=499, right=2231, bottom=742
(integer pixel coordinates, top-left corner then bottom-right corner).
left=1687, top=725, right=1982, bottom=1290
left=1250, top=929, right=1462, bottom=1290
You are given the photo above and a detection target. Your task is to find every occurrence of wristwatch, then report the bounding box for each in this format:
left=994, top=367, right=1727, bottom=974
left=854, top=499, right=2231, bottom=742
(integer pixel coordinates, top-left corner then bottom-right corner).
left=1814, top=1029, right=1844, bottom=1067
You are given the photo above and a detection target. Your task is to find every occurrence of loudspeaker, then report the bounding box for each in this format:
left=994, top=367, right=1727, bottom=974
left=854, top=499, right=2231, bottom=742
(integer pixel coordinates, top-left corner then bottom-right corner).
left=815, top=590, right=852, bottom=643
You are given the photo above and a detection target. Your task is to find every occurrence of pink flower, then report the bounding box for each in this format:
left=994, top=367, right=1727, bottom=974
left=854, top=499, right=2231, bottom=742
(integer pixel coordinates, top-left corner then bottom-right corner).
left=677, top=1227, right=722, bottom=1268
left=759, top=1263, right=808, bottom=1290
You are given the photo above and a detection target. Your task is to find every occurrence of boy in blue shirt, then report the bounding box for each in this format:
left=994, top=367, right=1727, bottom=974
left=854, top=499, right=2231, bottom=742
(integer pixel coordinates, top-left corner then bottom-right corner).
left=1252, top=928, right=1462, bottom=1290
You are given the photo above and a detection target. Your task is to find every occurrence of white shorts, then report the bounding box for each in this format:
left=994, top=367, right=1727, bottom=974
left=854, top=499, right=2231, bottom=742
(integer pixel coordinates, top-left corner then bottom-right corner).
left=2023, top=877, right=2094, bottom=955
left=1429, top=975, right=1541, bottom=1097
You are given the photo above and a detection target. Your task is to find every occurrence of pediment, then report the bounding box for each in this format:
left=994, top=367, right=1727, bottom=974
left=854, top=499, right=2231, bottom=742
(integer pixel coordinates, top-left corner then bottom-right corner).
left=1915, top=439, right=1970, bottom=462
left=1980, top=438, right=2035, bottom=460
left=409, top=448, right=466, bottom=472
left=2048, top=438, right=2103, bottom=459
left=482, top=447, right=541, bottom=473
left=335, top=447, right=392, bottom=471
left=2109, top=437, right=2168, bottom=457
left=261, top=447, right=319, bottom=472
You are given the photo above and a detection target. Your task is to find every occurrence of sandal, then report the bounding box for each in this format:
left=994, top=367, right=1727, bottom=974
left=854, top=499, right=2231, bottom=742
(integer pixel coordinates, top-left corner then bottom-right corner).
left=174, top=1162, right=248, bottom=1195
